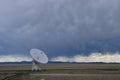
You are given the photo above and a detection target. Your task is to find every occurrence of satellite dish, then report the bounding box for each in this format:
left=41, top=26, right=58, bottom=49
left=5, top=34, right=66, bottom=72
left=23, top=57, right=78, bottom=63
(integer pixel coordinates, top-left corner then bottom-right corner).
left=30, top=48, right=48, bottom=71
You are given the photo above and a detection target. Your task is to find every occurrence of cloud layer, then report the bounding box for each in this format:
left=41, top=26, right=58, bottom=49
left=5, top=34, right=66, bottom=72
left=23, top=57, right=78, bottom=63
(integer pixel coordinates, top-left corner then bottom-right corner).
left=1, top=52, right=120, bottom=63
left=0, top=0, right=120, bottom=57
left=51, top=52, right=120, bottom=63
left=0, top=55, right=31, bottom=62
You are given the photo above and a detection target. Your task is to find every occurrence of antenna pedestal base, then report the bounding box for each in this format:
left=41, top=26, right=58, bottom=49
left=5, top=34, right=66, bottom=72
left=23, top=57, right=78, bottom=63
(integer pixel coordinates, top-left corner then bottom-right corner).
left=32, top=61, right=41, bottom=71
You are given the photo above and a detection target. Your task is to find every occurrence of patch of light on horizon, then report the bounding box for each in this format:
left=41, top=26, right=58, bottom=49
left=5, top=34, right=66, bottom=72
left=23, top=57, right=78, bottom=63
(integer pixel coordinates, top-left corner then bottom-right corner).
left=1, top=52, right=120, bottom=63
left=0, top=55, right=32, bottom=62
left=51, top=52, right=120, bottom=63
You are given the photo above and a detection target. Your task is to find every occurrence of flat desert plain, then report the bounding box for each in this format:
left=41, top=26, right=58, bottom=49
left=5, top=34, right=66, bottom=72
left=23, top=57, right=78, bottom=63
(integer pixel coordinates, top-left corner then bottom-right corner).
left=0, top=64, right=120, bottom=80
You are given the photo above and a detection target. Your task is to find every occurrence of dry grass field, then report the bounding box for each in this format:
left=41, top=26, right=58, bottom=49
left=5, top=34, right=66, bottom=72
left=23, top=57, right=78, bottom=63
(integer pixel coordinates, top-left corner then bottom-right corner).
left=0, top=64, right=120, bottom=80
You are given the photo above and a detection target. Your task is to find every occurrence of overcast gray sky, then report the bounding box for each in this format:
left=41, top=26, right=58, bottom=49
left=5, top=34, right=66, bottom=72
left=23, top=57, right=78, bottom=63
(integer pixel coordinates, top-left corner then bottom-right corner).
left=0, top=0, right=120, bottom=59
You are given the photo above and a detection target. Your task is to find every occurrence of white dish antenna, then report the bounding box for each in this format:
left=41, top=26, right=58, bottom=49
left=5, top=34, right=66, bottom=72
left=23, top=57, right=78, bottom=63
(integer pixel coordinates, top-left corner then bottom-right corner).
left=30, top=48, right=48, bottom=71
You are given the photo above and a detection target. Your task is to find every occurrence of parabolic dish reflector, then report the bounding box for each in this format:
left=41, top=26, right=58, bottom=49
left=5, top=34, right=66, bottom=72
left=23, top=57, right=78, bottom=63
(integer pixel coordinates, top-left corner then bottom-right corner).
left=30, top=49, right=48, bottom=64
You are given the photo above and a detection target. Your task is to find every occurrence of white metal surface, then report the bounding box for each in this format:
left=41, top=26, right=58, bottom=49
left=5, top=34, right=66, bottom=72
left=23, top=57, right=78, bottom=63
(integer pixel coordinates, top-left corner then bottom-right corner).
left=30, top=48, right=48, bottom=64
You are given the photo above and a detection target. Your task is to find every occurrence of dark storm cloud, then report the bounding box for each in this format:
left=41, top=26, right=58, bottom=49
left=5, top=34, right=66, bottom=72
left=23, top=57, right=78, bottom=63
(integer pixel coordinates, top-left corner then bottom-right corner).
left=0, top=0, right=120, bottom=57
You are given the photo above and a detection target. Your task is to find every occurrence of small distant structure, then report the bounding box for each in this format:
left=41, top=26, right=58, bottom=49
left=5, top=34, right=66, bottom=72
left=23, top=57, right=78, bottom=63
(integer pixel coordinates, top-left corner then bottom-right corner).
left=30, top=48, right=48, bottom=71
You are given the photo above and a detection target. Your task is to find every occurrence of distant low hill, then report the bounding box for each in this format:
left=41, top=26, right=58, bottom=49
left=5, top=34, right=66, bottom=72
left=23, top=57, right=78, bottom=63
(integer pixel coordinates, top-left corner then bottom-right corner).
left=0, top=61, right=119, bottom=65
